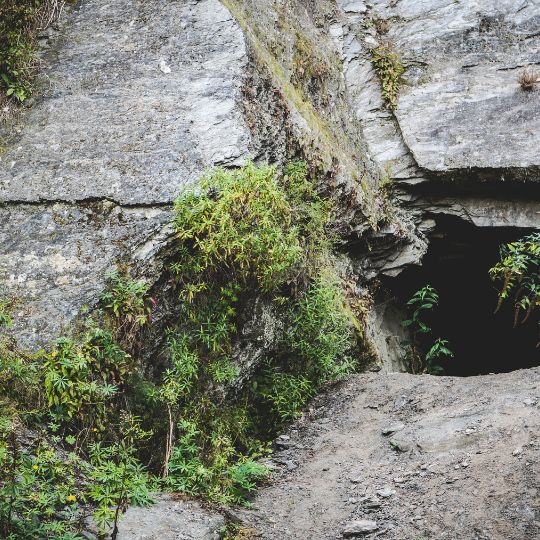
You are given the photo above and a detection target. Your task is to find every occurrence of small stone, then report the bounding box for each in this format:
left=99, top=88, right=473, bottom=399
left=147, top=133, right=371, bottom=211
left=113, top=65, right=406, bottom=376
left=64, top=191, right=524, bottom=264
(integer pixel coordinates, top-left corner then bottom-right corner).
left=363, top=497, right=381, bottom=508
left=376, top=488, right=395, bottom=498
left=393, top=477, right=406, bottom=484
left=461, top=461, right=469, bottom=468
left=389, top=439, right=411, bottom=452
left=342, top=519, right=378, bottom=537
left=158, top=58, right=171, bottom=73
left=523, top=398, right=536, bottom=406
left=382, top=422, right=405, bottom=436
left=513, top=447, right=523, bottom=456
left=350, top=477, right=362, bottom=483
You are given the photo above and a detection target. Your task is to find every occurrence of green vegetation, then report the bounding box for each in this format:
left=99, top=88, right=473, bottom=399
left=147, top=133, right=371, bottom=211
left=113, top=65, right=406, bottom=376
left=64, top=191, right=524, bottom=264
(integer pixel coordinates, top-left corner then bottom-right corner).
left=0, top=0, right=67, bottom=103
left=0, top=431, right=85, bottom=539
left=0, top=279, right=152, bottom=538
left=259, top=272, right=356, bottom=420
left=161, top=161, right=358, bottom=501
left=490, top=232, right=539, bottom=340
left=0, top=299, right=13, bottom=329
left=371, top=43, right=404, bottom=110
left=1, top=162, right=365, bottom=535
left=402, top=285, right=453, bottom=374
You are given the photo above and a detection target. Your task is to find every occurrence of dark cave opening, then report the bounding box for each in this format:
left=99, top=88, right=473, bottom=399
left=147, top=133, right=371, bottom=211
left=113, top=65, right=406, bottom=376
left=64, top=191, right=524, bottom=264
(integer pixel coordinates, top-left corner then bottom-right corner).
left=385, top=217, right=539, bottom=376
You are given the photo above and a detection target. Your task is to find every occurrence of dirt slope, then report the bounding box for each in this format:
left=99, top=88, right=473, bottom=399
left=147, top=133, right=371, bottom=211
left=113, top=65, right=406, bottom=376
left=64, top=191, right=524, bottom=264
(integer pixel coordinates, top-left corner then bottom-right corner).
left=239, top=369, right=540, bottom=540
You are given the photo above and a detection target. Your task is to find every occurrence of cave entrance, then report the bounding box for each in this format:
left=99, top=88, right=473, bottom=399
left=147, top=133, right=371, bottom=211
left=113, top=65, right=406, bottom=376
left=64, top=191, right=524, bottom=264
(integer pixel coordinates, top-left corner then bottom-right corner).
left=386, top=217, right=539, bottom=376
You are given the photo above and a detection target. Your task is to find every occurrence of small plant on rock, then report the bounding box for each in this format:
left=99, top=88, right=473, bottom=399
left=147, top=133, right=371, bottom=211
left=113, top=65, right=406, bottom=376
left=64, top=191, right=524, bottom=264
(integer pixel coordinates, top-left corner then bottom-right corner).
left=371, top=42, right=404, bottom=110
left=490, top=232, right=539, bottom=345
left=518, top=68, right=538, bottom=91
left=100, top=270, right=154, bottom=352
left=402, top=285, right=453, bottom=374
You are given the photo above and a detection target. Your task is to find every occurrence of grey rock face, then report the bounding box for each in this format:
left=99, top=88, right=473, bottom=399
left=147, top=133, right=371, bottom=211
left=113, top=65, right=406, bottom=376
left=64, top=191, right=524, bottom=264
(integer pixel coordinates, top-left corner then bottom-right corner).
left=0, top=0, right=250, bottom=204
left=336, top=0, right=540, bottom=182
left=0, top=0, right=253, bottom=349
left=0, top=203, right=172, bottom=347
left=115, top=494, right=225, bottom=540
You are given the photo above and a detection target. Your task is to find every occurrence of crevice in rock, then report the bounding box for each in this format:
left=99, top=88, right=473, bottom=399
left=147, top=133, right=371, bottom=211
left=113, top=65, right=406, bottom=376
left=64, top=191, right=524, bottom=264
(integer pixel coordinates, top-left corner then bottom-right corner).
left=0, top=197, right=174, bottom=210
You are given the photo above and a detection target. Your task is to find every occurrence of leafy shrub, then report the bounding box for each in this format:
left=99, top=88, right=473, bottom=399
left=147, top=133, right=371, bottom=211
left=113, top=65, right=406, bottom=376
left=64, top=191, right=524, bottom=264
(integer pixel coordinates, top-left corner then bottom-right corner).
left=489, top=232, right=539, bottom=338
left=172, top=161, right=330, bottom=293
left=100, top=270, right=154, bottom=352
left=87, top=416, right=153, bottom=538
left=258, top=370, right=314, bottom=421
left=288, top=272, right=355, bottom=384
left=425, top=338, right=453, bottom=375
left=260, top=273, right=356, bottom=420
left=42, top=328, right=130, bottom=426
left=165, top=411, right=268, bottom=505
left=0, top=424, right=84, bottom=539
left=371, top=43, right=404, bottom=110
left=226, top=460, right=269, bottom=504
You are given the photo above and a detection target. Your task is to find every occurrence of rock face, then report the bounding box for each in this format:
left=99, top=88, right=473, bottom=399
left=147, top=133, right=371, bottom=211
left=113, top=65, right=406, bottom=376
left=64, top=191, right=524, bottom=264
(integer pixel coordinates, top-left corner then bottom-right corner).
left=335, top=0, right=540, bottom=181
left=0, top=0, right=251, bottom=348
left=0, top=1, right=538, bottom=365
left=115, top=494, right=224, bottom=540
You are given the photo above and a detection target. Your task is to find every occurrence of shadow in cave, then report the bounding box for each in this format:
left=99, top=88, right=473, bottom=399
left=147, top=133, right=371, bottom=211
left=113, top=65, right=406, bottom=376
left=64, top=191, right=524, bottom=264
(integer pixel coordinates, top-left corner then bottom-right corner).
left=386, top=216, right=539, bottom=376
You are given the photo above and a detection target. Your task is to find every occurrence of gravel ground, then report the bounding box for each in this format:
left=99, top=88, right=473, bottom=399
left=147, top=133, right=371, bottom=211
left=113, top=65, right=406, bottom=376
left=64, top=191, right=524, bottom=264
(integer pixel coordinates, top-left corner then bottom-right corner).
left=238, top=369, right=540, bottom=540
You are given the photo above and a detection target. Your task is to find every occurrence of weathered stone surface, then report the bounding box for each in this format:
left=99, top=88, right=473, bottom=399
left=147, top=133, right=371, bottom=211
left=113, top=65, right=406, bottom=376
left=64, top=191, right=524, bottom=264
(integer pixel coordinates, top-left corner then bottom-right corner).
left=342, top=519, right=378, bottom=537
left=333, top=0, right=540, bottom=284
left=365, top=300, right=408, bottom=373
left=336, top=0, right=540, bottom=181
left=0, top=0, right=250, bottom=204
left=0, top=0, right=253, bottom=349
left=116, top=494, right=225, bottom=540
left=0, top=203, right=172, bottom=347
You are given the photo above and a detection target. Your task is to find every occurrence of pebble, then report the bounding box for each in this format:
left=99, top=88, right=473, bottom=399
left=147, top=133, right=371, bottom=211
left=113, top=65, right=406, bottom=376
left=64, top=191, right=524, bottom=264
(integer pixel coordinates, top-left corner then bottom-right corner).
left=377, top=488, right=396, bottom=498
left=342, top=520, right=378, bottom=537
left=363, top=496, right=382, bottom=508
left=512, top=447, right=523, bottom=456
left=382, top=422, right=405, bottom=436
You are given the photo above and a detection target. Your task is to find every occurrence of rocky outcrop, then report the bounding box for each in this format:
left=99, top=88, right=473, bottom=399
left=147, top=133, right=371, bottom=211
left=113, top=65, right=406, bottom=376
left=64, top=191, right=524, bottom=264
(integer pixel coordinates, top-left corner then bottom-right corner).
left=335, top=0, right=540, bottom=182
left=0, top=0, right=538, bottom=362
left=0, top=0, right=252, bottom=348
left=115, top=494, right=224, bottom=540
left=333, top=0, right=540, bottom=276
